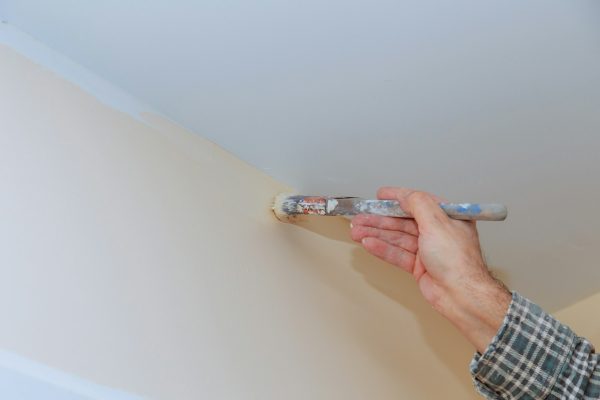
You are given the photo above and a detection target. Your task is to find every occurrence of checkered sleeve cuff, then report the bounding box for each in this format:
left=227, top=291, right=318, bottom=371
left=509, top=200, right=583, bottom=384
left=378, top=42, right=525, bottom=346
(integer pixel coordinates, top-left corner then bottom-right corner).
left=470, top=292, right=577, bottom=399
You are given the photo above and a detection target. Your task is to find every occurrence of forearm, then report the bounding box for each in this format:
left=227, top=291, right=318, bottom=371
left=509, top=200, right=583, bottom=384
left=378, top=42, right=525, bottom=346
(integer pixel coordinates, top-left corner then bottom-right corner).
left=434, top=277, right=512, bottom=354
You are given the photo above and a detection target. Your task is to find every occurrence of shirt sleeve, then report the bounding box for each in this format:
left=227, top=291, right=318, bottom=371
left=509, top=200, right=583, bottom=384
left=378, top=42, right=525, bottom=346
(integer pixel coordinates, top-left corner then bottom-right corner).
left=470, top=292, right=600, bottom=399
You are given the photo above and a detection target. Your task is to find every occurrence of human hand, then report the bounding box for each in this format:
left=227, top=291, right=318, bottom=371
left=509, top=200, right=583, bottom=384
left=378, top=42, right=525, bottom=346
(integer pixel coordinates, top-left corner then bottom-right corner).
left=350, top=187, right=511, bottom=352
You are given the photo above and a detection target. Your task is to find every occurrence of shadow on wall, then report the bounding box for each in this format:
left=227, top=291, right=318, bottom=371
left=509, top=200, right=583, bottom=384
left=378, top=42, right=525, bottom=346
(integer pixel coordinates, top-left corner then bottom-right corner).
left=285, top=215, right=482, bottom=397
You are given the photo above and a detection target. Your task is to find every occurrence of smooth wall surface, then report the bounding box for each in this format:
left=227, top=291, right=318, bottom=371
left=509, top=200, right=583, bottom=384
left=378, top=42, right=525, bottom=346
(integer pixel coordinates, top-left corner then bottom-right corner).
left=0, top=45, right=481, bottom=398
left=555, top=291, right=600, bottom=345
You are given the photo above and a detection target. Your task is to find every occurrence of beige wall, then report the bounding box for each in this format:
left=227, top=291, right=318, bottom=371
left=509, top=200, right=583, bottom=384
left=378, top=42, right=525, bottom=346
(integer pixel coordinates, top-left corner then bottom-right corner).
left=555, top=291, right=600, bottom=345
left=0, top=45, right=480, bottom=399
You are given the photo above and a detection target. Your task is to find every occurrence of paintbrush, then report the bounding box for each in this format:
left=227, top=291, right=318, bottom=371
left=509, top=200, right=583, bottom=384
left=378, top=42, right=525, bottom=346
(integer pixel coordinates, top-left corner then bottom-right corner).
left=272, top=194, right=507, bottom=221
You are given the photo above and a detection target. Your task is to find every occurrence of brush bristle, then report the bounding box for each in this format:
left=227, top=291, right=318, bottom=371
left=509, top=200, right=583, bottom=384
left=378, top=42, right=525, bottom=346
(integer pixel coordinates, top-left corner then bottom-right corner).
left=272, top=193, right=332, bottom=222
left=272, top=193, right=297, bottom=221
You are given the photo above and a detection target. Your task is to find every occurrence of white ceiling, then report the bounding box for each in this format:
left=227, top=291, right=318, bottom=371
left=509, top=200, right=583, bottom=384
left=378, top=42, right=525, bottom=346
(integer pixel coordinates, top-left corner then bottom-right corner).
left=1, top=1, right=600, bottom=310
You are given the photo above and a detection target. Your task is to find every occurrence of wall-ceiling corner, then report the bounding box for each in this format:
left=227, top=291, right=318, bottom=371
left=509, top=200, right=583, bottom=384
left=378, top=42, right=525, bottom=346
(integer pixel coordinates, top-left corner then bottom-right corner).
left=0, top=22, right=158, bottom=126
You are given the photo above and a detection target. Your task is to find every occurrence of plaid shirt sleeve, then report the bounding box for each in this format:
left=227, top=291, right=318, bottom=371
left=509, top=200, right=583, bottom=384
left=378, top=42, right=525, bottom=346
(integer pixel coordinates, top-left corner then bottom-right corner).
left=470, top=292, right=600, bottom=399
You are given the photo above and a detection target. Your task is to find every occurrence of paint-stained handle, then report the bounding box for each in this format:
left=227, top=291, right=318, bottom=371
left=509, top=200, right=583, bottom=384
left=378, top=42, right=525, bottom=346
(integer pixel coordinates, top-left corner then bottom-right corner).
left=361, top=200, right=507, bottom=221
left=439, top=203, right=507, bottom=221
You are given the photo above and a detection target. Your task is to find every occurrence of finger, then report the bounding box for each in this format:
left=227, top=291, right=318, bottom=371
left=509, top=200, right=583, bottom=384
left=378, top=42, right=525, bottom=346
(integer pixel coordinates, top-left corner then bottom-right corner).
left=361, top=237, right=416, bottom=273
left=351, top=225, right=418, bottom=253
left=404, top=191, right=451, bottom=229
left=351, top=214, right=418, bottom=236
left=378, top=186, right=447, bottom=204
left=377, top=186, right=448, bottom=220
left=377, top=187, right=416, bottom=200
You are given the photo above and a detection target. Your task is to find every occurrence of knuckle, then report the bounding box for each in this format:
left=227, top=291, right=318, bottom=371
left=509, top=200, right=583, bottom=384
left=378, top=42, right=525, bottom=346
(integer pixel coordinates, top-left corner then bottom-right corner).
left=402, top=236, right=418, bottom=252
left=350, top=226, right=362, bottom=241
left=352, top=225, right=376, bottom=241
left=409, top=191, right=430, bottom=203
left=356, top=213, right=371, bottom=222
left=376, top=187, right=389, bottom=197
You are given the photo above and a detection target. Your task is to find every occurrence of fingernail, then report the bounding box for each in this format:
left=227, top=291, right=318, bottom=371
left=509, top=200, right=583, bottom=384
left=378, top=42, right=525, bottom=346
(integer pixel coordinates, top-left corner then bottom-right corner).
left=361, top=238, right=368, bottom=245
left=350, top=223, right=353, bottom=228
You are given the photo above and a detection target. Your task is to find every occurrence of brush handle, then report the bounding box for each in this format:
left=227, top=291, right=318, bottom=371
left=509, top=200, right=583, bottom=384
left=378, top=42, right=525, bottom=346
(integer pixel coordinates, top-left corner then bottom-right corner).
left=439, top=203, right=507, bottom=221
left=361, top=200, right=507, bottom=221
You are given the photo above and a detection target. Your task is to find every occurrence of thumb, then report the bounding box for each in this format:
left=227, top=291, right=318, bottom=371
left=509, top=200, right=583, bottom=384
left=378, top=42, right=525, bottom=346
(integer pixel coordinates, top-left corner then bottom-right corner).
left=401, top=191, right=450, bottom=229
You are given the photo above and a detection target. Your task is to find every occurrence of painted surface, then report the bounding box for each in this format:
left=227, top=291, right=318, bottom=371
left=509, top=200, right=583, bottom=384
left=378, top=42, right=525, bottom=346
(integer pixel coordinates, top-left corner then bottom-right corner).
left=1, top=2, right=600, bottom=310
left=0, top=45, right=482, bottom=398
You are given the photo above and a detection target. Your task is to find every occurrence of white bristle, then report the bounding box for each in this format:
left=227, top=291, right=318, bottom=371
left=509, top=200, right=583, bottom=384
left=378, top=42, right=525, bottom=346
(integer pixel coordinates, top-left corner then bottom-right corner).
left=272, top=193, right=296, bottom=221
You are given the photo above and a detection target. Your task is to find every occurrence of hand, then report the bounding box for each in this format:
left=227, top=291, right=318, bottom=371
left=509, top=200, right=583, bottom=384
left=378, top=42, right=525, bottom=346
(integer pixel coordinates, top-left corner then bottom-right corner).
left=350, top=187, right=511, bottom=352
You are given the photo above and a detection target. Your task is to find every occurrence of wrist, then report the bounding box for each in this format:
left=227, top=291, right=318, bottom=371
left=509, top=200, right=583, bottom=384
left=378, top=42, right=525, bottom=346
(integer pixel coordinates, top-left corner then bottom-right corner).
left=438, top=277, right=512, bottom=353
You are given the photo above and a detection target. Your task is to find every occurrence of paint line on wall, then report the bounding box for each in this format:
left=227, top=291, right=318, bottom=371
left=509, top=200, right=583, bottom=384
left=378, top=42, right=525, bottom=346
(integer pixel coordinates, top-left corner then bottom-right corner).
left=0, top=350, right=144, bottom=400
left=0, top=22, right=157, bottom=124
